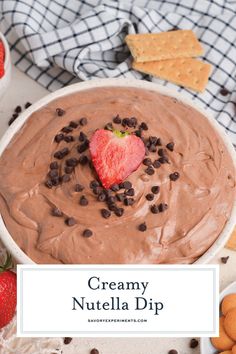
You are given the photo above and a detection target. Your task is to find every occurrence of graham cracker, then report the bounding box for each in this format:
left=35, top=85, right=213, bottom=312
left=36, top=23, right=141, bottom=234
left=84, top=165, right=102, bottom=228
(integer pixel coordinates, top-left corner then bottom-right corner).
left=125, top=30, right=204, bottom=62
left=132, top=58, right=211, bottom=92
left=226, top=227, right=236, bottom=251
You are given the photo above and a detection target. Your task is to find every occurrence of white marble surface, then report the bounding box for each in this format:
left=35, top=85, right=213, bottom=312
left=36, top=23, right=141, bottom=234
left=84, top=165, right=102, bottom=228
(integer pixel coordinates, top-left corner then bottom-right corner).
left=0, top=66, right=236, bottom=354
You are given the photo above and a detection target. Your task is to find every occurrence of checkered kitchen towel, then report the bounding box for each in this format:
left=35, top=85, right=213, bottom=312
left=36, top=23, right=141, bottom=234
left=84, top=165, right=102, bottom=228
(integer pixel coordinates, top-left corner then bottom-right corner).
left=0, top=0, right=236, bottom=143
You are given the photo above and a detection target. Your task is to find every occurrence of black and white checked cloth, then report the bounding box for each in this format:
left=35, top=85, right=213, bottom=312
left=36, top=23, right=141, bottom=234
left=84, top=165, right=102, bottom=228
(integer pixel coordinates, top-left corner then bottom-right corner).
left=0, top=0, right=236, bottom=143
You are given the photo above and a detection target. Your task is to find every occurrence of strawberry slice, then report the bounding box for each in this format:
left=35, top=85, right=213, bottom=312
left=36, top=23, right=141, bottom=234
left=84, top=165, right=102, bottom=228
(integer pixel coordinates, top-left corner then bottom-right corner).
left=90, top=129, right=145, bottom=189
left=0, top=41, right=5, bottom=79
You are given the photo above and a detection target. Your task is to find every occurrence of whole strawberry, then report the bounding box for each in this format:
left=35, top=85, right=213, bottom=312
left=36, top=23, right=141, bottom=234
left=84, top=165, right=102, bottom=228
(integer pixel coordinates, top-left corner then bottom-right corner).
left=0, top=254, right=16, bottom=329
left=90, top=129, right=145, bottom=189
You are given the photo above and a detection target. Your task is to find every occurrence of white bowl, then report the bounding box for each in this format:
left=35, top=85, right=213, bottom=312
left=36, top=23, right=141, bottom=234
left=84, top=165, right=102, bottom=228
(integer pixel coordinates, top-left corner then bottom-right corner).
left=201, top=281, right=236, bottom=353
left=0, top=32, right=11, bottom=100
left=0, top=78, right=235, bottom=265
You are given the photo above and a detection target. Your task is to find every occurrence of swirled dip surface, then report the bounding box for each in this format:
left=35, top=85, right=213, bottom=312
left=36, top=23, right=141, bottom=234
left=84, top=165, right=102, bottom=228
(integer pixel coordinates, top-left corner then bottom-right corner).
left=0, top=87, right=235, bottom=264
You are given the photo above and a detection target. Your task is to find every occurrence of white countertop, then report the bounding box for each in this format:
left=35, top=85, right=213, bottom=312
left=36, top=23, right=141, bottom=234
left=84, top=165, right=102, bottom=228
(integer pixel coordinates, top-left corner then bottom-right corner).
left=1, top=66, right=236, bottom=354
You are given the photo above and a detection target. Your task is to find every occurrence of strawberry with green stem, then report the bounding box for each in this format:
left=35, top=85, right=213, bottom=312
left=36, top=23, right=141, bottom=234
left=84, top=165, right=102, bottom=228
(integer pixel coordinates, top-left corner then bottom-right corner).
left=0, top=253, right=16, bottom=329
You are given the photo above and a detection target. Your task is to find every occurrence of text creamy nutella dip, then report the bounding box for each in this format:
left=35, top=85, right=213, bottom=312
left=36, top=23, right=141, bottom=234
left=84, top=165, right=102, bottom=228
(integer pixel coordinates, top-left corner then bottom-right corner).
left=0, top=87, right=235, bottom=264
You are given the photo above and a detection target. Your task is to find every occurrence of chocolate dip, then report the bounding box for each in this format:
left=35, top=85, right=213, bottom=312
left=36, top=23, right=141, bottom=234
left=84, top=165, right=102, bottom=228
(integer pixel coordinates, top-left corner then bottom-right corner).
left=0, top=87, right=235, bottom=264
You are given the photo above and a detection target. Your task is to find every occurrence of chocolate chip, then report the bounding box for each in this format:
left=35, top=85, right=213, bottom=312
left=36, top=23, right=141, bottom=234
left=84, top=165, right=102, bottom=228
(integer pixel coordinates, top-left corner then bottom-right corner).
left=159, top=203, right=168, bottom=212
left=90, top=349, right=99, bottom=354
left=140, top=122, right=148, bottom=131
left=56, top=108, right=65, bottom=116
left=69, top=121, right=79, bottom=128
left=51, top=177, right=60, bottom=186
left=156, top=138, right=162, bottom=146
left=123, top=181, right=132, bottom=189
left=108, top=203, right=117, bottom=211
left=77, top=140, right=89, bottom=153
left=50, top=161, right=59, bottom=170
left=146, top=193, right=154, bottom=201
left=149, top=136, right=158, bottom=145
left=125, top=188, right=135, bottom=196
left=104, top=122, right=113, bottom=131
left=153, top=160, right=161, bottom=168
left=150, top=205, right=159, bottom=214
left=75, top=184, right=84, bottom=192
left=15, top=105, right=22, bottom=113
left=12, top=113, right=18, bottom=119
left=151, top=186, right=160, bottom=194
left=93, top=186, right=103, bottom=195
left=78, top=132, right=87, bottom=142
left=135, top=130, right=142, bottom=137
left=158, top=148, right=167, bottom=157
left=158, top=156, right=169, bottom=164
left=79, top=117, right=87, bottom=126
left=98, top=192, right=106, bottom=202
left=8, top=115, right=18, bottom=126
left=189, top=339, right=199, bottom=349
left=220, top=87, right=230, bottom=96
left=124, top=197, right=134, bottom=206
left=116, top=193, right=125, bottom=202
left=64, top=135, right=74, bottom=143
left=64, top=337, right=73, bottom=345
left=61, top=174, right=71, bottom=183
left=66, top=158, right=78, bottom=167
left=143, top=158, right=152, bottom=166
left=107, top=196, right=116, bottom=204
left=221, top=256, right=229, bottom=264
left=138, top=222, right=147, bottom=232
left=111, top=184, right=120, bottom=192
left=48, top=169, right=59, bottom=178
left=169, top=172, right=180, bottom=181
left=168, top=350, right=178, bottom=354
left=149, top=144, right=157, bottom=152
left=122, top=118, right=130, bottom=127
left=78, top=155, right=88, bottom=165
left=114, top=207, right=124, bottom=217
left=54, top=133, right=64, bottom=143
left=166, top=142, right=175, bottom=151
left=101, top=209, right=111, bottom=218
left=51, top=207, right=63, bottom=217
left=62, top=126, right=73, bottom=134
left=65, top=217, right=76, bottom=226
left=83, top=229, right=93, bottom=237
left=113, top=115, right=121, bottom=124
left=80, top=196, right=88, bottom=206
left=45, top=180, right=53, bottom=189
left=25, top=102, right=32, bottom=109
left=129, top=117, right=138, bottom=127
left=145, top=166, right=155, bottom=175
left=54, top=147, right=69, bottom=159
left=90, top=180, right=100, bottom=189
left=64, top=166, right=74, bottom=174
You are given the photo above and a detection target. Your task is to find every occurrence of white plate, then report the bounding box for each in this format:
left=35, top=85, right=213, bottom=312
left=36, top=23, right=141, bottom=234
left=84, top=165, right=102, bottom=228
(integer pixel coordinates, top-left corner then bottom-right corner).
left=0, top=78, right=235, bottom=264
left=200, top=281, right=236, bottom=354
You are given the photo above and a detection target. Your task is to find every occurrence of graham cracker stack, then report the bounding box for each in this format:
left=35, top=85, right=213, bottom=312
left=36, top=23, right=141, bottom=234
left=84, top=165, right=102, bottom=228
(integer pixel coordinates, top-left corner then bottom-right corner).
left=126, top=29, right=211, bottom=92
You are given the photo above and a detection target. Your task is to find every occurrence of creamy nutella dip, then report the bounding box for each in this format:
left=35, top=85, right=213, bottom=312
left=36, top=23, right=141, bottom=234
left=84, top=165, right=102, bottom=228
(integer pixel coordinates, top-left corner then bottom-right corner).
left=0, top=87, right=235, bottom=264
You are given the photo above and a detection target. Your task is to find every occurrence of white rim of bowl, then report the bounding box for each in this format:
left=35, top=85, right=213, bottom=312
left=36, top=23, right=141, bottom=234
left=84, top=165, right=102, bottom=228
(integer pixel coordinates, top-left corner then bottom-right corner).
left=0, top=32, right=10, bottom=70
left=0, top=78, right=235, bottom=264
